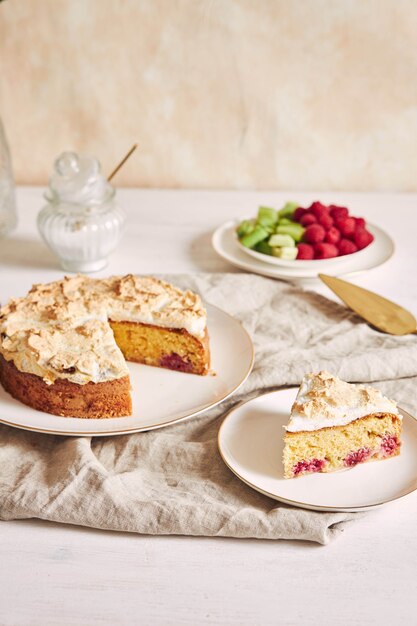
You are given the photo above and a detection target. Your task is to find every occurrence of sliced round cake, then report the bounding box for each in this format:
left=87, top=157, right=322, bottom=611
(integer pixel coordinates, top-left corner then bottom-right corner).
left=0, top=274, right=210, bottom=419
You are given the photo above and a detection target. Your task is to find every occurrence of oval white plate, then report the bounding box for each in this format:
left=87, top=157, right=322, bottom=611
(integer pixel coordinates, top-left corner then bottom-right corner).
left=213, top=221, right=394, bottom=280
left=236, top=231, right=374, bottom=269
left=219, top=388, right=417, bottom=512
left=0, top=304, right=254, bottom=437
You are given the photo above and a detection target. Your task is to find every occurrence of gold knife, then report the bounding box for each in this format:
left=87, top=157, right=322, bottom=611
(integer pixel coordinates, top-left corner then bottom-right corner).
left=319, top=274, right=417, bottom=336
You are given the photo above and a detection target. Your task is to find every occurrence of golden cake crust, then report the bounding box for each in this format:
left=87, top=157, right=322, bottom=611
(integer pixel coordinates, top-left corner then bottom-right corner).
left=0, top=354, right=132, bottom=419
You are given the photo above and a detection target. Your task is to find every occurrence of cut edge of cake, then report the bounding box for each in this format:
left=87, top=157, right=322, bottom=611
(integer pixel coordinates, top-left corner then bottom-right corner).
left=283, top=371, right=402, bottom=479
left=109, top=321, right=210, bottom=376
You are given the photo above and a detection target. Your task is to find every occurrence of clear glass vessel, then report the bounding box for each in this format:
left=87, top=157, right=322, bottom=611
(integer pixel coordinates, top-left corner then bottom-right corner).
left=0, top=117, right=17, bottom=238
left=37, top=152, right=125, bottom=272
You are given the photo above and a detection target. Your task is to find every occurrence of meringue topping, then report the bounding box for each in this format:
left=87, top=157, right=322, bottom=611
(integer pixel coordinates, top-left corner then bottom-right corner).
left=0, top=275, right=207, bottom=385
left=285, top=371, right=399, bottom=432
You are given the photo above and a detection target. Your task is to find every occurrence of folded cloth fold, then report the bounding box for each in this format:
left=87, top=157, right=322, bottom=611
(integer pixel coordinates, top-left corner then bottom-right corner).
left=1, top=273, right=417, bottom=544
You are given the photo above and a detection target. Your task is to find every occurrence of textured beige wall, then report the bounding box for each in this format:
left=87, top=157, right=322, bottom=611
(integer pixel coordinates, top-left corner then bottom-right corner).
left=1, top=0, right=417, bottom=190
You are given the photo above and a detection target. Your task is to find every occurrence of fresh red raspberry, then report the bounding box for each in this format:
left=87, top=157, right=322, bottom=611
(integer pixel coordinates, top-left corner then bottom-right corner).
left=293, top=207, right=307, bottom=222
left=309, top=201, right=329, bottom=220
left=304, top=223, right=326, bottom=244
left=314, top=243, right=338, bottom=259
left=325, top=226, right=341, bottom=245
left=338, top=238, right=358, bottom=256
left=318, top=213, right=334, bottom=229
left=354, top=228, right=374, bottom=250
left=354, top=217, right=366, bottom=229
left=335, top=216, right=356, bottom=237
left=300, top=212, right=317, bottom=227
left=296, top=243, right=314, bottom=260
left=330, top=205, right=349, bottom=220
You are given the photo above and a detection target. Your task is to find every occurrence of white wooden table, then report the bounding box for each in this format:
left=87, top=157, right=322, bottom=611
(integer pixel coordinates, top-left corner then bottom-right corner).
left=1, top=188, right=416, bottom=626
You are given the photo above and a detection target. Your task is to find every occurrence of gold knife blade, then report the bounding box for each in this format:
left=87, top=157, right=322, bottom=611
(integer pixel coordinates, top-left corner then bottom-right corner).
left=319, top=274, right=417, bottom=336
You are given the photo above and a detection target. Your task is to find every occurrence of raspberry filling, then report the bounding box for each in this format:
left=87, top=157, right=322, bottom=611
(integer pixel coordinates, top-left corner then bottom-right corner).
left=380, top=434, right=400, bottom=457
left=344, top=447, right=371, bottom=467
left=160, top=353, right=193, bottom=373
left=293, top=458, right=326, bottom=477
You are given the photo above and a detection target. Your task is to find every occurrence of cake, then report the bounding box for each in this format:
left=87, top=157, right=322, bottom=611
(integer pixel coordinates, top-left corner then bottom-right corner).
left=0, top=274, right=210, bottom=419
left=283, top=371, right=401, bottom=479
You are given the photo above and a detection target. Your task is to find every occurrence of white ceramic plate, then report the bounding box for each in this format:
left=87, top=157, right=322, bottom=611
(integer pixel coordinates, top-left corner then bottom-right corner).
left=212, top=221, right=394, bottom=280
left=219, top=388, right=417, bottom=512
left=0, top=304, right=254, bottom=437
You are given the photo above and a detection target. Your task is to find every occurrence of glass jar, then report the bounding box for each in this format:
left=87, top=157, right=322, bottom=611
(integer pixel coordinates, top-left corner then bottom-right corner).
left=37, top=152, right=125, bottom=272
left=0, top=117, right=17, bottom=238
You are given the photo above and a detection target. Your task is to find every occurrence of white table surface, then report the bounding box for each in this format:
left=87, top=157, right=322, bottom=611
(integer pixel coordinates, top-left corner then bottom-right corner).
left=1, top=187, right=417, bottom=626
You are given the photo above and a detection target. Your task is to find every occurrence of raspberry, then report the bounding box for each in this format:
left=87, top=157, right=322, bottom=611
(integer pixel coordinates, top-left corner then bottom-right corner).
left=335, top=216, right=356, bottom=237
left=325, top=226, right=341, bottom=245
left=314, top=243, right=338, bottom=259
left=381, top=435, right=400, bottom=456
left=299, top=212, right=317, bottom=227
left=318, top=213, right=334, bottom=229
left=354, top=217, right=366, bottom=229
left=338, top=238, right=358, bottom=256
left=293, top=207, right=306, bottom=222
left=309, top=201, right=329, bottom=219
left=354, top=228, right=374, bottom=250
left=330, top=205, right=349, bottom=220
left=293, top=458, right=326, bottom=476
left=344, top=448, right=371, bottom=467
left=304, top=223, right=325, bottom=244
left=296, top=243, right=314, bottom=260
left=160, top=353, right=193, bottom=372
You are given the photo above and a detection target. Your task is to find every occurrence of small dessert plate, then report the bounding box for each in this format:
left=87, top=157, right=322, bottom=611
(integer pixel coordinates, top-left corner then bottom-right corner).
left=0, top=304, right=254, bottom=437
left=218, top=388, right=417, bottom=512
left=212, top=221, right=394, bottom=280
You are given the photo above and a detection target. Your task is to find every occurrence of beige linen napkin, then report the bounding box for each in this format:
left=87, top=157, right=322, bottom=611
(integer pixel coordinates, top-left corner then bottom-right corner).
left=1, top=273, right=417, bottom=545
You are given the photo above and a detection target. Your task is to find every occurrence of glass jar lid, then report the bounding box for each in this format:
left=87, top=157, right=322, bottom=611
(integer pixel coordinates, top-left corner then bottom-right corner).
left=45, top=151, right=114, bottom=206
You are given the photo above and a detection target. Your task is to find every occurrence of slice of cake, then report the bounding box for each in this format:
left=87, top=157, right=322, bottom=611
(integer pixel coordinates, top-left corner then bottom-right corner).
left=283, top=371, right=401, bottom=479
left=0, top=274, right=210, bottom=419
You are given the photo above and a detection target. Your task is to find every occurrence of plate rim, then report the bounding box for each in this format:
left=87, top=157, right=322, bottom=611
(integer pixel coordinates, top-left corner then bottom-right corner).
left=218, top=387, right=417, bottom=512
left=212, top=220, right=395, bottom=281
left=0, top=303, right=254, bottom=438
